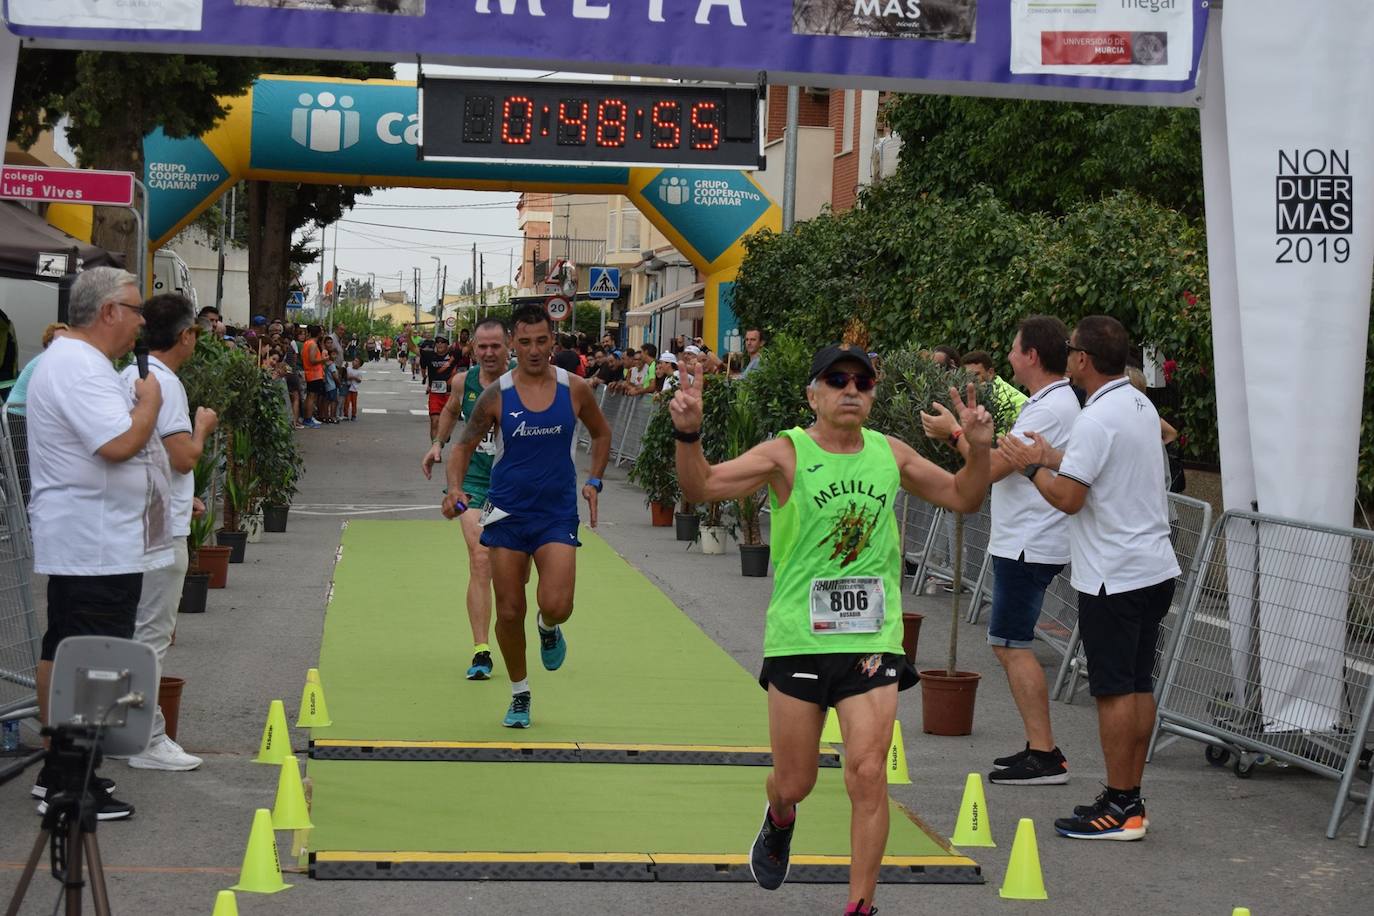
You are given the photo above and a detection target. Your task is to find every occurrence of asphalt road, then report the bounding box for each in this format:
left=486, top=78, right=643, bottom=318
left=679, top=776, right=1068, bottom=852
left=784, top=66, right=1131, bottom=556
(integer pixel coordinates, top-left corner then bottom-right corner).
left=2, top=361, right=1369, bottom=915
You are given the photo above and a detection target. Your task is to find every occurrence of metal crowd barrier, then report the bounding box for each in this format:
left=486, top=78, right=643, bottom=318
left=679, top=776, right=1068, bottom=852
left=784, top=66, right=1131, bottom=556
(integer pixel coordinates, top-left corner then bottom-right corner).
left=907, top=500, right=993, bottom=613
left=0, top=403, right=40, bottom=726
left=616, top=398, right=657, bottom=467
left=1052, top=493, right=1214, bottom=704
left=1151, top=510, right=1374, bottom=844
left=898, top=493, right=941, bottom=592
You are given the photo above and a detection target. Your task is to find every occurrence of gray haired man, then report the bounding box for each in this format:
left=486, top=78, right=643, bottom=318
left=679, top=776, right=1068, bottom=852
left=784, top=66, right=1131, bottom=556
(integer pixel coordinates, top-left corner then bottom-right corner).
left=27, top=267, right=174, bottom=819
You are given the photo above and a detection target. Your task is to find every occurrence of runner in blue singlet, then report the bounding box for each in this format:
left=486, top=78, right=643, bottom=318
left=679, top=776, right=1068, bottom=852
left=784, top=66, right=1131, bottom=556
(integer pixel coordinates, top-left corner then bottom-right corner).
left=443, top=303, right=611, bottom=728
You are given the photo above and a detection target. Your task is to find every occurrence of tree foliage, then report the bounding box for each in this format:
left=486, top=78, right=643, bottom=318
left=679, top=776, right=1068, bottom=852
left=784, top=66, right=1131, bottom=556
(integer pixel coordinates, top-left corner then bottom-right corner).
left=731, top=103, right=1216, bottom=462
left=882, top=94, right=1204, bottom=219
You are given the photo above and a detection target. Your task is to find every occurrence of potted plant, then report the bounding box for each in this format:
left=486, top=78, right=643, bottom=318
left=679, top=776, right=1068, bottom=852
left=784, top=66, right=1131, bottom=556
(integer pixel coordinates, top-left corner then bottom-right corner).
left=724, top=389, right=771, bottom=576
left=186, top=439, right=231, bottom=594
left=250, top=357, right=303, bottom=533
left=627, top=390, right=680, bottom=526
left=868, top=349, right=1007, bottom=735
left=217, top=428, right=256, bottom=563
left=690, top=374, right=740, bottom=555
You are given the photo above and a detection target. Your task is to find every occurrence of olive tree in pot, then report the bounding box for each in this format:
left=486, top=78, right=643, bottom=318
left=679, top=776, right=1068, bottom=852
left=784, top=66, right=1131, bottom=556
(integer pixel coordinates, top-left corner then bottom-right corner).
left=247, top=351, right=303, bottom=534
left=724, top=389, right=771, bottom=576
left=627, top=390, right=680, bottom=526
left=868, top=350, right=1008, bottom=736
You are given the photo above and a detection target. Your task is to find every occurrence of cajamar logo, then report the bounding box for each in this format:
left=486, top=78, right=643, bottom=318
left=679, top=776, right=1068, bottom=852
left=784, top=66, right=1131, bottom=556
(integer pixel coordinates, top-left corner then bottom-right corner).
left=817, top=501, right=881, bottom=568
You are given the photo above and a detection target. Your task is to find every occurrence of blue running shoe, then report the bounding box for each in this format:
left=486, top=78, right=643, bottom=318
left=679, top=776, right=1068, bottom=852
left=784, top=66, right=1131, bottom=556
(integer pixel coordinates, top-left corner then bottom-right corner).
left=466, top=650, right=493, bottom=681
left=539, top=625, right=567, bottom=671
left=503, top=691, right=531, bottom=728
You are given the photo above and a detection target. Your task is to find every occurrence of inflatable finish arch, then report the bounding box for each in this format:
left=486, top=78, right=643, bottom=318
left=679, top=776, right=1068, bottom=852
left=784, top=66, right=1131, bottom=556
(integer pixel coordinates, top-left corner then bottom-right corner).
left=137, top=75, right=780, bottom=351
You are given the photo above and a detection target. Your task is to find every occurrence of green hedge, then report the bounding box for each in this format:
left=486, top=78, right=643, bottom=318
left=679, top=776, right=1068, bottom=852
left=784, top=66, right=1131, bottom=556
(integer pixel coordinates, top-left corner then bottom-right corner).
left=731, top=186, right=1216, bottom=462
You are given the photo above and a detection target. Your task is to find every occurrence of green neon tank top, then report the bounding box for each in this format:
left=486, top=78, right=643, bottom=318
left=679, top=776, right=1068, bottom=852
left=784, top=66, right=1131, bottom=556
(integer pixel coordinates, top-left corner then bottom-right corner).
left=763, top=427, right=903, bottom=657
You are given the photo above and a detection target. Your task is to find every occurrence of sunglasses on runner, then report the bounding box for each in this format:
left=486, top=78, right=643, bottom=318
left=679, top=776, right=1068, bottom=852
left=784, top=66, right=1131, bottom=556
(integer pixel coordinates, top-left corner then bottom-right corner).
left=820, top=371, right=876, bottom=392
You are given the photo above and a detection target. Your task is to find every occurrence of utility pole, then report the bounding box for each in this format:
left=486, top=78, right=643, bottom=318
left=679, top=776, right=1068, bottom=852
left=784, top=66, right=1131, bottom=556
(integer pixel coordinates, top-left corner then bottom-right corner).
left=471, top=243, right=477, bottom=314
left=479, top=255, right=485, bottom=306
left=431, top=255, right=442, bottom=333
left=413, top=267, right=420, bottom=327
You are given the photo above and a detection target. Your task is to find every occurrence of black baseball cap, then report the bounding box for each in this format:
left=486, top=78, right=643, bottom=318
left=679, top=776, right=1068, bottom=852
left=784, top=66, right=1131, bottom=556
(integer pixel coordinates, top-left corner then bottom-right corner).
left=809, top=344, right=876, bottom=381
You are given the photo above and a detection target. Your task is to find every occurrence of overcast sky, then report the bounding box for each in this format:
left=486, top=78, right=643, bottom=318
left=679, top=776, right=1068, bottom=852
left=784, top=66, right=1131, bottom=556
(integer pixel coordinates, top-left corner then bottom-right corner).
left=310, top=63, right=617, bottom=301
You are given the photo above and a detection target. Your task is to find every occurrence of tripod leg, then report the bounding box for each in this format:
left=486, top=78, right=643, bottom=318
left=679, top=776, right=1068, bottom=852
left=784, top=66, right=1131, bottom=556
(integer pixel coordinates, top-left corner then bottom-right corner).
left=65, top=816, right=84, bottom=916
left=3, top=829, right=51, bottom=916
left=83, top=832, right=113, bottom=916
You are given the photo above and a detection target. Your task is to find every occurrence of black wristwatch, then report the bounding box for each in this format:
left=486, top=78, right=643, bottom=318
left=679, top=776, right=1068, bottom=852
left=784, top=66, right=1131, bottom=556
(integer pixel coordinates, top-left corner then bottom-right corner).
left=1022, top=463, right=1043, bottom=480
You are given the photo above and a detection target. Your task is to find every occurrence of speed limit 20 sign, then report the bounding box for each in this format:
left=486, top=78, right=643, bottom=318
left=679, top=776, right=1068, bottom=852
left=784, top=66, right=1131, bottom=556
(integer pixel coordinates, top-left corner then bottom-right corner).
left=545, top=295, right=571, bottom=322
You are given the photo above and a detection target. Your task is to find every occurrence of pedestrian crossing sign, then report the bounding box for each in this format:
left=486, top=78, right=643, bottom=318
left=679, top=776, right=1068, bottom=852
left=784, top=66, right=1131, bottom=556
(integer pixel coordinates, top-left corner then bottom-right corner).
left=286, top=290, right=306, bottom=310
left=588, top=267, right=620, bottom=300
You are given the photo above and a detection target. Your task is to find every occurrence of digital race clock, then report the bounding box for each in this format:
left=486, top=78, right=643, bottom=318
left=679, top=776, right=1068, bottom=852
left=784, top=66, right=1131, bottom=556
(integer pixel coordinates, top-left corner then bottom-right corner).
left=419, top=76, right=762, bottom=170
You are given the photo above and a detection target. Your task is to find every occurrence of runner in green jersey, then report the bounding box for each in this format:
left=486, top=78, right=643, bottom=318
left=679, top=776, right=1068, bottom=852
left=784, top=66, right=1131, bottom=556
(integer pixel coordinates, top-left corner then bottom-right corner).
left=671, top=344, right=993, bottom=916
left=423, top=318, right=512, bottom=680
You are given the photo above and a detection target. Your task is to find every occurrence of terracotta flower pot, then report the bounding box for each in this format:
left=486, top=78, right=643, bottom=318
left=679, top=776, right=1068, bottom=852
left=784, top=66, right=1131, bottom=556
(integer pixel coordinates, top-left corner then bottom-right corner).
left=650, top=501, right=674, bottom=527
left=919, top=669, right=981, bottom=736
left=157, top=676, right=185, bottom=743
left=195, top=546, right=232, bottom=589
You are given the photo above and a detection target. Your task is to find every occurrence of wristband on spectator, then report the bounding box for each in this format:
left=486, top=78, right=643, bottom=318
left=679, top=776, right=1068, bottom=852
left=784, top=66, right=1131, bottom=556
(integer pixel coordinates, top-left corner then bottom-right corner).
left=949, top=428, right=963, bottom=446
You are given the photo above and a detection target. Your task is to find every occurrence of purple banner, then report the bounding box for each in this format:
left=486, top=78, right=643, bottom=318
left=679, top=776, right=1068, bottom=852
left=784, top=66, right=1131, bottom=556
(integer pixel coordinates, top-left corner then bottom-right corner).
left=4, top=1, right=1208, bottom=104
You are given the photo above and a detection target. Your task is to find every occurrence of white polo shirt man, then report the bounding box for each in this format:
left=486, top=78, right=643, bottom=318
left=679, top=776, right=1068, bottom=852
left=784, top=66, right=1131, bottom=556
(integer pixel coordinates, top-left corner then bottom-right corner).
left=1057, top=377, right=1180, bottom=598
left=988, top=378, right=1079, bottom=569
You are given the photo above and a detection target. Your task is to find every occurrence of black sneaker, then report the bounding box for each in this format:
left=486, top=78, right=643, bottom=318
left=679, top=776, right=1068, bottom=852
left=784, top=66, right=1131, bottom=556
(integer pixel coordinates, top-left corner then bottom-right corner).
left=31, top=766, right=115, bottom=800
left=989, top=747, right=1069, bottom=786
left=1055, top=791, right=1146, bottom=840
left=36, top=792, right=135, bottom=821
left=992, top=743, right=1031, bottom=770
left=1074, top=787, right=1150, bottom=828
left=749, top=805, right=795, bottom=890
left=466, top=650, right=493, bottom=681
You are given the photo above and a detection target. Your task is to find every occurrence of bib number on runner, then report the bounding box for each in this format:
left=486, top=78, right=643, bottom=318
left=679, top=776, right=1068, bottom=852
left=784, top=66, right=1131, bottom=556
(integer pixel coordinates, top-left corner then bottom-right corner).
left=809, top=577, right=885, bottom=634
left=430, top=380, right=449, bottom=394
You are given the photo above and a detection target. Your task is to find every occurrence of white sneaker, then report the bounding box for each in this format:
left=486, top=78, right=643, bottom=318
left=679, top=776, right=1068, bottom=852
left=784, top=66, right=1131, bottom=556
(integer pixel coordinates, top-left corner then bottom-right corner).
left=127, top=735, right=203, bottom=771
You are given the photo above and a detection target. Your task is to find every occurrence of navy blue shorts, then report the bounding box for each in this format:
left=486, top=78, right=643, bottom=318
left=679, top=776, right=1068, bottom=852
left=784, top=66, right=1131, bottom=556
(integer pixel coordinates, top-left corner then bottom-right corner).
left=988, top=554, right=1063, bottom=649
left=480, top=515, right=581, bottom=555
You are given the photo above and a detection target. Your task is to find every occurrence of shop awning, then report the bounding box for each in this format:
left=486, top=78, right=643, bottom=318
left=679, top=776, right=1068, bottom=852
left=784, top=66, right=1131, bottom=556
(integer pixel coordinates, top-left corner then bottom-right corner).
left=624, top=282, right=705, bottom=327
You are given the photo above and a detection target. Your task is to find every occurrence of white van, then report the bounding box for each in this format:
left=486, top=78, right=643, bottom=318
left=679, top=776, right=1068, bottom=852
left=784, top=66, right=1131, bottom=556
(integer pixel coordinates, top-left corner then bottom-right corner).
left=152, top=249, right=198, bottom=307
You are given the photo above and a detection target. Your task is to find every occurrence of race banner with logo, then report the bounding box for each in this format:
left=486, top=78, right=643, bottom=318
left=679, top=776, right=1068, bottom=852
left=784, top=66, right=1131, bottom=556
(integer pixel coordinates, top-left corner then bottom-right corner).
left=1219, top=1, right=1374, bottom=731
left=3, top=1, right=1208, bottom=102
left=1009, top=0, right=1193, bottom=83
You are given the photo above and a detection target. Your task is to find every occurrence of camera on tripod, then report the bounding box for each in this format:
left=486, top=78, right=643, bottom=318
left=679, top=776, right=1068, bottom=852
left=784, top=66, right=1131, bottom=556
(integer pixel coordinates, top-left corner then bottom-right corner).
left=7, top=636, right=157, bottom=916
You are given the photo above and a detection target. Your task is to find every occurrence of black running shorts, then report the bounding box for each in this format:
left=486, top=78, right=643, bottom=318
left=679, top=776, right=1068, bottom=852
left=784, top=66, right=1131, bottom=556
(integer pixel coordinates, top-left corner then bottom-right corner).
left=759, top=652, right=916, bottom=710
left=41, top=573, right=143, bottom=661
left=1077, top=578, right=1175, bottom=697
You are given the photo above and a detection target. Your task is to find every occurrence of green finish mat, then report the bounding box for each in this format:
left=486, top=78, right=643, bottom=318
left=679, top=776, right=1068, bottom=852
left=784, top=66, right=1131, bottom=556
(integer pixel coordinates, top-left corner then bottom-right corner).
left=315, top=520, right=770, bottom=746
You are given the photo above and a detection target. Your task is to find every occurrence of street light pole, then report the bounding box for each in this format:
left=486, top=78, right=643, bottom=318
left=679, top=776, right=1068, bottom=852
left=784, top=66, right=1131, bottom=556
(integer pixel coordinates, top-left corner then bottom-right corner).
left=431, top=255, right=442, bottom=334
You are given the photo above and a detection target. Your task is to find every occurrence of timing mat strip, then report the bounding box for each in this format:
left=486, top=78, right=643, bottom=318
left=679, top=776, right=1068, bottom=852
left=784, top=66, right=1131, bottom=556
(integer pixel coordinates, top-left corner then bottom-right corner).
left=309, top=738, right=843, bottom=767
left=305, top=761, right=981, bottom=885
left=309, top=851, right=982, bottom=884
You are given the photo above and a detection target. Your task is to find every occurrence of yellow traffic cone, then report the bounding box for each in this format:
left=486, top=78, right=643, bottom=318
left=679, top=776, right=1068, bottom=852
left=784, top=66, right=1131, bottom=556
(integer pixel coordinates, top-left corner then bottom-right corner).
left=210, top=890, right=239, bottom=916
left=885, top=721, right=911, bottom=785
left=295, top=674, right=332, bottom=728
left=950, top=773, right=996, bottom=847
left=254, top=700, right=292, bottom=765
left=306, top=667, right=321, bottom=685
left=272, top=756, right=315, bottom=831
left=230, top=808, right=291, bottom=894
left=820, top=708, right=842, bottom=743
left=999, top=818, right=1048, bottom=900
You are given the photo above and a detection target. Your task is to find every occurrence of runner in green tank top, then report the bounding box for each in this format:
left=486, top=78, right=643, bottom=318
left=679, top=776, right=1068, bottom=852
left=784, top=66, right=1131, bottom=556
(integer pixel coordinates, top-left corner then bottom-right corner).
left=422, top=318, right=513, bottom=681
left=672, top=344, right=993, bottom=916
